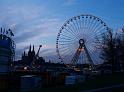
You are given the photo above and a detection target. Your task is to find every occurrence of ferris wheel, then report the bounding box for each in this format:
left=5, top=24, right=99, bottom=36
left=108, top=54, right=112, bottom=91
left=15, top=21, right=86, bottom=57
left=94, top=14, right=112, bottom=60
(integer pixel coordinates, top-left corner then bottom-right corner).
left=56, top=14, right=110, bottom=70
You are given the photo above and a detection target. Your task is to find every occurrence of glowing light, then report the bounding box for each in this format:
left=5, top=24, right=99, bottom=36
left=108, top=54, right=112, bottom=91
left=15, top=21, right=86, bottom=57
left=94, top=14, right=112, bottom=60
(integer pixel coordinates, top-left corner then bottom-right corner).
left=74, top=68, right=80, bottom=71
left=24, top=67, right=27, bottom=70
left=78, top=48, right=84, bottom=52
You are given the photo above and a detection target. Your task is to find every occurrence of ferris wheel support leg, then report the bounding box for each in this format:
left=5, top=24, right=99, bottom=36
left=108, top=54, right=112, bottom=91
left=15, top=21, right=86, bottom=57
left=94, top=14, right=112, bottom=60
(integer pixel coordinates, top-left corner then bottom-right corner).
left=71, top=48, right=81, bottom=65
left=84, top=44, right=95, bottom=70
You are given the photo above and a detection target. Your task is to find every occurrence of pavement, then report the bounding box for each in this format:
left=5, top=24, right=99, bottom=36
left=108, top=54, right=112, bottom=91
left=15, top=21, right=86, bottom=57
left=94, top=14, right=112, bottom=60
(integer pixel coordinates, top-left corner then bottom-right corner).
left=82, top=84, right=124, bottom=92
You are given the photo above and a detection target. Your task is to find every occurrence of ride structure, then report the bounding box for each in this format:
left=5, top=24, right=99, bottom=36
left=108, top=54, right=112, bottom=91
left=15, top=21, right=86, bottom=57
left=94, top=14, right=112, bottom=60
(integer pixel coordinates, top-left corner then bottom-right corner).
left=0, top=28, right=15, bottom=73
left=56, top=14, right=109, bottom=71
left=30, top=45, right=42, bottom=68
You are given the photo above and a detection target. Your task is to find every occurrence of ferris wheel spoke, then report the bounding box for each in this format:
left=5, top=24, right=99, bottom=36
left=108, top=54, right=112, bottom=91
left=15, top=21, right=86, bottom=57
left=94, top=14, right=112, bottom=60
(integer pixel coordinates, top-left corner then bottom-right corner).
left=93, top=31, right=106, bottom=39
left=76, top=16, right=82, bottom=34
left=60, top=40, right=77, bottom=45
left=60, top=44, right=76, bottom=55
left=87, top=18, right=96, bottom=32
left=85, top=17, right=89, bottom=28
left=62, top=49, right=75, bottom=57
left=88, top=27, right=106, bottom=41
left=72, top=18, right=79, bottom=32
left=67, top=21, right=76, bottom=31
left=92, top=22, right=101, bottom=33
left=59, top=36, right=73, bottom=40
left=60, top=50, right=74, bottom=59
left=58, top=41, right=77, bottom=46
left=75, top=19, right=84, bottom=36
left=59, top=45, right=75, bottom=50
left=59, top=46, right=77, bottom=52
left=82, top=17, right=85, bottom=29
left=89, top=18, right=99, bottom=32
left=84, top=17, right=87, bottom=28
left=74, top=18, right=82, bottom=37
left=68, top=23, right=79, bottom=38
left=80, top=17, right=84, bottom=29
left=85, top=47, right=95, bottom=64
left=86, top=17, right=92, bottom=31
left=82, top=18, right=90, bottom=33
left=95, top=25, right=107, bottom=35
left=92, top=21, right=104, bottom=34
left=64, top=26, right=79, bottom=40
left=82, top=20, right=89, bottom=34
left=60, top=33, right=76, bottom=40
left=59, top=45, right=74, bottom=49
left=82, top=17, right=87, bottom=29
left=79, top=17, right=83, bottom=30
left=88, top=47, right=101, bottom=64
left=63, top=53, right=75, bottom=63
left=60, top=43, right=75, bottom=49
left=93, top=24, right=104, bottom=34
left=58, top=40, right=75, bottom=43
left=91, top=21, right=100, bottom=33
left=59, top=47, right=70, bottom=53
left=59, top=34, right=78, bottom=41
left=82, top=18, right=87, bottom=33
left=58, top=37, right=77, bottom=42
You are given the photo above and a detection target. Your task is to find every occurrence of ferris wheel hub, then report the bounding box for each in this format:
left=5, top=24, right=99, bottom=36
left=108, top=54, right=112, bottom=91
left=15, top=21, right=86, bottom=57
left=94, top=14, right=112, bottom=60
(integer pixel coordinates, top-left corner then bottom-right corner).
left=79, top=39, right=85, bottom=46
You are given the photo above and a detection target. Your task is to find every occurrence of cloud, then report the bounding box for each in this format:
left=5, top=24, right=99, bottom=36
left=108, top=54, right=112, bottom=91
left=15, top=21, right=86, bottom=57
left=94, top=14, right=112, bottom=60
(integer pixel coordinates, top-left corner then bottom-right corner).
left=15, top=18, right=62, bottom=49
left=14, top=17, right=63, bottom=60
left=0, top=1, right=64, bottom=61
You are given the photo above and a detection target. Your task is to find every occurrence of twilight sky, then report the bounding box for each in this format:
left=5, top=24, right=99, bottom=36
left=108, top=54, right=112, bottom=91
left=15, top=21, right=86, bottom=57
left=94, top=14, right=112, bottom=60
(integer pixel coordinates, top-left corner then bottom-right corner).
left=0, top=0, right=124, bottom=62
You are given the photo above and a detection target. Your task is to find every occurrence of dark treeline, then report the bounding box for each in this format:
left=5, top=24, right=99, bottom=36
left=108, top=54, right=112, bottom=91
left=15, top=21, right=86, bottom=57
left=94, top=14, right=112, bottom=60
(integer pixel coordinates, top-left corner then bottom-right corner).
left=99, top=28, right=124, bottom=73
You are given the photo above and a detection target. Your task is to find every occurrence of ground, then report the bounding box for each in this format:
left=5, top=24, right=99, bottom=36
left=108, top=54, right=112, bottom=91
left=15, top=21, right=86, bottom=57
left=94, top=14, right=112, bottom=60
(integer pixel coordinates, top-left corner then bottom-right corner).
left=30, top=73, right=124, bottom=92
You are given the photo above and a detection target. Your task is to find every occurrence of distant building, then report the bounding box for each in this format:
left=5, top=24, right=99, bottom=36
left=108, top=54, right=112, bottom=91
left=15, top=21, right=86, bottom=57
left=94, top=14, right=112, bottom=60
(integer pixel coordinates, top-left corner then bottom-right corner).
left=13, top=45, right=45, bottom=66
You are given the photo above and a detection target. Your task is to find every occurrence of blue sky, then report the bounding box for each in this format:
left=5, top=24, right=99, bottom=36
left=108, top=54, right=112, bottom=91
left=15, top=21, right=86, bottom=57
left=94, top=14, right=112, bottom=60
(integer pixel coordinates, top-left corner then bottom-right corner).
left=0, top=0, right=124, bottom=62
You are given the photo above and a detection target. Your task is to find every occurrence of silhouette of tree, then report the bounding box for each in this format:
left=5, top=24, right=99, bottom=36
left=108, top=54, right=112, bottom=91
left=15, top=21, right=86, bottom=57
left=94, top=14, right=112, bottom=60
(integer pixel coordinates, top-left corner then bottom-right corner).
left=115, top=28, right=124, bottom=71
left=99, top=29, right=117, bottom=73
left=99, top=28, right=124, bottom=73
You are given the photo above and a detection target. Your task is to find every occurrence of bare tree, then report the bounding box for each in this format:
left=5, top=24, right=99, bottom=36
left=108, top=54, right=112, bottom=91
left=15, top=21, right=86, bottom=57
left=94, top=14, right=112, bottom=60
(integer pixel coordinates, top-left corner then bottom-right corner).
left=97, top=29, right=119, bottom=73
left=115, top=28, right=124, bottom=71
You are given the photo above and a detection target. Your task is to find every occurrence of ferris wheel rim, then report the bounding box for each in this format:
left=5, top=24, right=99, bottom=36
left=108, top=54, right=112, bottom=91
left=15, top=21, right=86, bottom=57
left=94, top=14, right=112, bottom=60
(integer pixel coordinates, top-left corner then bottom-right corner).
left=56, top=14, right=110, bottom=65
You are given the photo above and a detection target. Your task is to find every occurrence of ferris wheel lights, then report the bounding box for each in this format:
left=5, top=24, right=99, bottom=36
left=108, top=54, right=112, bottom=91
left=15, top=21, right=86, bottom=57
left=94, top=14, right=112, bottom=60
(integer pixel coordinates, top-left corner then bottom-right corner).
left=106, top=27, right=109, bottom=30
left=89, top=68, right=92, bottom=70
left=78, top=48, right=84, bottom=52
left=67, top=21, right=69, bottom=24
left=64, top=24, right=66, bottom=26
left=74, top=17, right=76, bottom=20
left=24, top=66, right=27, bottom=70
left=78, top=16, right=80, bottom=19
left=60, top=30, right=62, bottom=33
